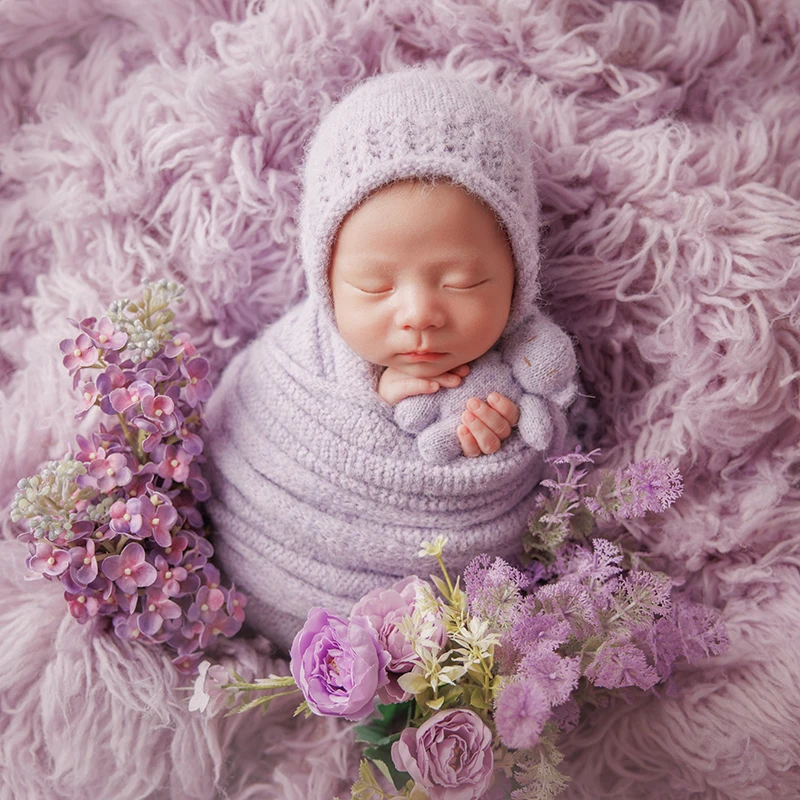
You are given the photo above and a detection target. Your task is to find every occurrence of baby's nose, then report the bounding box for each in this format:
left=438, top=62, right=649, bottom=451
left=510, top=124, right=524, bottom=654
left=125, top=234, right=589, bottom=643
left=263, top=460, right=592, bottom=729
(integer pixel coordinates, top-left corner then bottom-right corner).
left=396, top=289, right=445, bottom=329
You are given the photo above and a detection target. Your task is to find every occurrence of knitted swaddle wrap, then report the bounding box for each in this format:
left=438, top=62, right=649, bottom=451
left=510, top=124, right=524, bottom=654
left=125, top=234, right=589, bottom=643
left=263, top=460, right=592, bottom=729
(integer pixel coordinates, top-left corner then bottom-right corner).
left=205, top=298, right=545, bottom=650
left=204, top=67, right=567, bottom=651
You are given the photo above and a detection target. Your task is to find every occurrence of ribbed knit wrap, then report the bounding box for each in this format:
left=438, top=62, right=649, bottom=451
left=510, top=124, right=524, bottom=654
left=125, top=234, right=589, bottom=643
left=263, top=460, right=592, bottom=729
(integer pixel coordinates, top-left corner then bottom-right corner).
left=204, top=67, right=576, bottom=651
left=204, top=298, right=546, bottom=651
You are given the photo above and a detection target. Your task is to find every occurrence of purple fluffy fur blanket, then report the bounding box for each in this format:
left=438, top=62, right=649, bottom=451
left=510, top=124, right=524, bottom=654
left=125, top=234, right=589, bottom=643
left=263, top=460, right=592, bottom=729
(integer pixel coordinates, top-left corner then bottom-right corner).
left=1, top=1, right=799, bottom=798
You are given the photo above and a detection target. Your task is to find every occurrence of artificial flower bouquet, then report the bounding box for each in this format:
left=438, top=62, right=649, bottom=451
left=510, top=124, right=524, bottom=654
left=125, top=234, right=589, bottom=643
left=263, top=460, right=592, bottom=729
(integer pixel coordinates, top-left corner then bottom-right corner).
left=191, top=452, right=728, bottom=800
left=9, top=280, right=245, bottom=672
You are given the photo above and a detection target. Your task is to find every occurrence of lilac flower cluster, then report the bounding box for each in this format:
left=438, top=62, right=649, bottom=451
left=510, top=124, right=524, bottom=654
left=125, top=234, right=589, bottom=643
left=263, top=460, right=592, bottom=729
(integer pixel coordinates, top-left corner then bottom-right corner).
left=11, top=280, right=245, bottom=673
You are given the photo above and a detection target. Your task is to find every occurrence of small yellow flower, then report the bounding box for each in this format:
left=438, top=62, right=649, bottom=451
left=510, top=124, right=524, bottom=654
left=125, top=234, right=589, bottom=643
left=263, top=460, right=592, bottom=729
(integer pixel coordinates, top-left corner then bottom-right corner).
left=418, top=535, right=448, bottom=558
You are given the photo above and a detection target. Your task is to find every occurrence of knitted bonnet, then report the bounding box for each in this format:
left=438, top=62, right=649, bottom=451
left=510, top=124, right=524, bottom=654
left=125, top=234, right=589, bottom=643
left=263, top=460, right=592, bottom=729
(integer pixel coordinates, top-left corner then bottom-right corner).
left=298, top=66, right=542, bottom=337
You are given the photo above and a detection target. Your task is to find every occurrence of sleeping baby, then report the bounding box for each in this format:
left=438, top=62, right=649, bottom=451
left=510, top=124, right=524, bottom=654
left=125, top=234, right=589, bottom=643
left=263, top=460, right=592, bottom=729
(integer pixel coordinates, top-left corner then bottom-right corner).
left=203, top=67, right=579, bottom=652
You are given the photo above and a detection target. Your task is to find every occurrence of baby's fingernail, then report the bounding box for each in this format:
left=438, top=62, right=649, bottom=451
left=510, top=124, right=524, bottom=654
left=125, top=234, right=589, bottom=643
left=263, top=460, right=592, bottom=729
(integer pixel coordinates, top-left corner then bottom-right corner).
left=429, top=382, right=439, bottom=391
left=467, top=398, right=480, bottom=411
left=488, top=393, right=499, bottom=403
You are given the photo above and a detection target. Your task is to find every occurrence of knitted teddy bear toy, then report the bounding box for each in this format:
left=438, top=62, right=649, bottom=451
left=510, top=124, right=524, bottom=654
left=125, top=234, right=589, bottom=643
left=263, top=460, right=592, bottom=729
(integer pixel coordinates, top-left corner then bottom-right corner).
left=394, top=311, right=579, bottom=462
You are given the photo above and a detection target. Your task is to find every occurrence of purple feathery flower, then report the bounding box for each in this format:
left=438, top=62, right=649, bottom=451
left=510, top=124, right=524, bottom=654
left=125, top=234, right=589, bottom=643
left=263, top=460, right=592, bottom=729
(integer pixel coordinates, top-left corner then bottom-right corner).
left=585, top=642, right=660, bottom=691
left=494, top=678, right=551, bottom=750
left=534, top=581, right=600, bottom=638
left=516, top=644, right=581, bottom=706
left=464, top=554, right=528, bottom=630
left=506, top=603, right=572, bottom=654
left=615, top=457, right=684, bottom=518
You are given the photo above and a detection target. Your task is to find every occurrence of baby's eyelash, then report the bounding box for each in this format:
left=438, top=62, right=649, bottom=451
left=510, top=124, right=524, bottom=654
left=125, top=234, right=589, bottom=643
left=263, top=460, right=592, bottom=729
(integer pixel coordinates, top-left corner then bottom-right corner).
left=444, top=280, right=489, bottom=290
left=356, top=279, right=488, bottom=294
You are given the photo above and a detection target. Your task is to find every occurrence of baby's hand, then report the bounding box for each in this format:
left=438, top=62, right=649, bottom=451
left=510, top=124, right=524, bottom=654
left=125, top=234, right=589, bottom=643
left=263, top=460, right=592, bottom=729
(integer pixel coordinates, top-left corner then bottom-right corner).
left=458, top=393, right=520, bottom=458
left=378, top=364, right=470, bottom=406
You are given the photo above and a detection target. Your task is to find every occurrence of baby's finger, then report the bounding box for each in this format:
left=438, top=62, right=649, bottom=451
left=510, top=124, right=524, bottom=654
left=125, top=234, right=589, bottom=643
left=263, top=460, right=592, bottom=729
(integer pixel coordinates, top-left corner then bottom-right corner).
left=465, top=398, right=512, bottom=440
left=461, top=411, right=502, bottom=455
left=457, top=424, right=481, bottom=458
left=433, top=371, right=464, bottom=389
left=486, top=392, right=521, bottom=427
left=390, top=376, right=440, bottom=404
left=451, top=364, right=470, bottom=377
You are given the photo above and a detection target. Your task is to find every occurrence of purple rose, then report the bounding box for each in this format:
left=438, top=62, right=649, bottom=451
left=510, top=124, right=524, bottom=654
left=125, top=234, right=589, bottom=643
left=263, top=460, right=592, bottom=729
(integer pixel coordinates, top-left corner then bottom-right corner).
left=289, top=608, right=390, bottom=721
left=351, top=575, right=447, bottom=704
left=392, top=709, right=494, bottom=800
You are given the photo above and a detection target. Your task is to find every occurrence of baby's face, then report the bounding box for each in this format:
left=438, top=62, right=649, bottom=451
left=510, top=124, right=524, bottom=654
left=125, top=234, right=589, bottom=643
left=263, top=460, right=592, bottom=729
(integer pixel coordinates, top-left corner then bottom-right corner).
left=329, top=180, right=515, bottom=379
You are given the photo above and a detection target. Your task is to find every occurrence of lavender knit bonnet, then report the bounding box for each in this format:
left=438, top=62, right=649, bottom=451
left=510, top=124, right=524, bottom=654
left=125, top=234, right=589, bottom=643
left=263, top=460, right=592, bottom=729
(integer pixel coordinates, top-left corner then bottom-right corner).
left=298, top=66, right=542, bottom=338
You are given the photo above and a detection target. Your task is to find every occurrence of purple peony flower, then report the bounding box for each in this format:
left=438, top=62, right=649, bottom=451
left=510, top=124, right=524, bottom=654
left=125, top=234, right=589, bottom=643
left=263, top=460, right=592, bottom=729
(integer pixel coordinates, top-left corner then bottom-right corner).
left=494, top=679, right=551, bottom=751
left=101, top=542, right=157, bottom=594
left=351, top=575, right=446, bottom=704
left=289, top=608, right=390, bottom=721
left=391, top=709, right=494, bottom=800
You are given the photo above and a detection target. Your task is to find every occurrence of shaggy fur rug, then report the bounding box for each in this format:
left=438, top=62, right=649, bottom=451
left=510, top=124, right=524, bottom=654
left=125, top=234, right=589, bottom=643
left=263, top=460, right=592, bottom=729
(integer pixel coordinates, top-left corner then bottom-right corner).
left=1, top=0, right=799, bottom=798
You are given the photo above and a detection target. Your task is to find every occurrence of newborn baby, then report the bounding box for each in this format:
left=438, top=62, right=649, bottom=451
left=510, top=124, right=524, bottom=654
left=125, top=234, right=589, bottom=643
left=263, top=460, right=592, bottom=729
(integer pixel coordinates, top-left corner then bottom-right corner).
left=329, top=176, right=577, bottom=463
left=204, top=67, right=579, bottom=652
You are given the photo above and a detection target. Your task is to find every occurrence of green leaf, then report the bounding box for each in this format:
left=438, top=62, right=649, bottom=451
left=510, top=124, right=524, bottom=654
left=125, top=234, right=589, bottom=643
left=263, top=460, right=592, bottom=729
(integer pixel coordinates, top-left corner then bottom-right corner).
left=293, top=700, right=311, bottom=718
left=469, top=687, right=491, bottom=710
left=430, top=574, right=450, bottom=599
left=354, top=726, right=402, bottom=747
left=377, top=701, right=412, bottom=726
left=363, top=746, right=411, bottom=792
